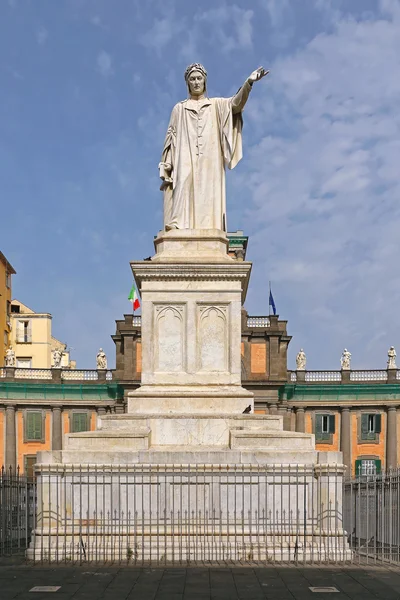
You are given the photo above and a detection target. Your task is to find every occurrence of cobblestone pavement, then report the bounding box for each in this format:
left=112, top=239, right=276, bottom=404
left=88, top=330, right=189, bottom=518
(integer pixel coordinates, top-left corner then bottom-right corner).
left=2, top=561, right=400, bottom=600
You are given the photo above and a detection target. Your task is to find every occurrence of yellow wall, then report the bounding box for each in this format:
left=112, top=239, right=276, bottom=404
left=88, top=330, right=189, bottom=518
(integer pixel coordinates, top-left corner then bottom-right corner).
left=0, top=261, right=12, bottom=366
left=10, top=312, right=52, bottom=368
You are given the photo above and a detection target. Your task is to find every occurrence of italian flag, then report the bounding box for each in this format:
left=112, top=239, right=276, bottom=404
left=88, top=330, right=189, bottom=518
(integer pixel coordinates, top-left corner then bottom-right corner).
left=128, top=283, right=141, bottom=311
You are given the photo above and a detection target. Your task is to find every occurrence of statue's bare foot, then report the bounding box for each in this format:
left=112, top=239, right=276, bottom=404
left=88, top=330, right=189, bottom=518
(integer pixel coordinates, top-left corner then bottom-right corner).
left=165, top=224, right=178, bottom=231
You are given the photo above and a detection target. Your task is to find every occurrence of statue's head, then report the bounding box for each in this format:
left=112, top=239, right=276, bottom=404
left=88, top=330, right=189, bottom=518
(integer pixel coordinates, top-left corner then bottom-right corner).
left=185, top=63, right=207, bottom=97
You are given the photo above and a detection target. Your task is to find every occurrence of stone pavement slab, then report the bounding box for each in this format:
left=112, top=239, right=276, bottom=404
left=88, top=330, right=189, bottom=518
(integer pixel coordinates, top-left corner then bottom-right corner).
left=1, top=563, right=400, bottom=599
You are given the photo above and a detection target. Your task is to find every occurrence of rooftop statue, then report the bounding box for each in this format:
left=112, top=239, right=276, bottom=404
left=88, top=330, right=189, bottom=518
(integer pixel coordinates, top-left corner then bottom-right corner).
left=296, top=349, right=306, bottom=371
left=387, top=346, right=397, bottom=369
left=340, top=348, right=351, bottom=371
left=159, top=63, right=269, bottom=231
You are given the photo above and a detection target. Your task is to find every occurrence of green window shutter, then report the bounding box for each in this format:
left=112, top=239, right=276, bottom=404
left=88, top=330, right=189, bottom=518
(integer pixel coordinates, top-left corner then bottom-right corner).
left=361, top=413, right=373, bottom=440
left=374, top=414, right=382, bottom=434
left=361, top=414, right=368, bottom=435
left=315, top=414, right=322, bottom=441
left=355, top=459, right=362, bottom=477
left=328, top=414, right=335, bottom=434
left=26, top=412, right=42, bottom=441
left=315, top=414, right=330, bottom=442
left=375, top=459, right=381, bottom=474
left=72, top=413, right=88, bottom=433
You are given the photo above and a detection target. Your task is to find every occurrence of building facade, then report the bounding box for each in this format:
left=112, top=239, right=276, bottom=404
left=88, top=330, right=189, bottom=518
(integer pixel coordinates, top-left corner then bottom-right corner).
left=9, top=300, right=75, bottom=369
left=1, top=234, right=399, bottom=477
left=0, top=251, right=16, bottom=367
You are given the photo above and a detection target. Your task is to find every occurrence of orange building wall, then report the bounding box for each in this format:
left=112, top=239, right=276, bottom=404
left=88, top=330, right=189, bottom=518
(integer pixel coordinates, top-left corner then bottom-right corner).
left=305, top=411, right=312, bottom=434
left=241, top=342, right=244, bottom=357
left=250, top=343, right=266, bottom=374
left=0, top=411, right=4, bottom=466
left=351, top=411, right=386, bottom=477
left=17, top=411, right=51, bottom=472
left=0, top=261, right=12, bottom=366
left=397, top=411, right=400, bottom=466
left=136, top=342, right=142, bottom=373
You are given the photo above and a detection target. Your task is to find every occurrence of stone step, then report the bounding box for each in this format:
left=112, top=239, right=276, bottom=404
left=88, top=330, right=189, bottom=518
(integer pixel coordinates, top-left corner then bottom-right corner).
left=230, top=429, right=314, bottom=450
left=65, top=429, right=150, bottom=451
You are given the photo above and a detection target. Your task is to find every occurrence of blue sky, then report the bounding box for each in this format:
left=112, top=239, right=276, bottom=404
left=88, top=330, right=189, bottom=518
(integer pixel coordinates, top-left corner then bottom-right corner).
left=1, top=0, right=400, bottom=370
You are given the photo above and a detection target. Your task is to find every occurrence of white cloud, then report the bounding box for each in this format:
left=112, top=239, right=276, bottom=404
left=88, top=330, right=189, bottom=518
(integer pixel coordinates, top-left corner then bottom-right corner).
left=240, top=4, right=400, bottom=367
left=261, top=0, right=290, bottom=27
left=36, top=26, right=48, bottom=46
left=196, top=5, right=254, bottom=53
left=139, top=5, right=253, bottom=56
left=97, top=50, right=113, bottom=78
left=139, top=15, right=185, bottom=53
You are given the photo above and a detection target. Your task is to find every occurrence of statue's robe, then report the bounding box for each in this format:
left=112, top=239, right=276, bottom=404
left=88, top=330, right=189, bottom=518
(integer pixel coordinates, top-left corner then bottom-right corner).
left=161, top=81, right=252, bottom=230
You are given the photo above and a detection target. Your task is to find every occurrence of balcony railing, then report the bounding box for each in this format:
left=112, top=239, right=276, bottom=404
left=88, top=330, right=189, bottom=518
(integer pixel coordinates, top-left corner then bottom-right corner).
left=0, top=368, right=115, bottom=382
left=289, top=369, right=396, bottom=383
left=350, top=370, right=388, bottom=382
left=305, top=370, right=342, bottom=382
left=61, top=370, right=99, bottom=381
left=15, top=368, right=52, bottom=380
left=247, top=316, right=270, bottom=328
left=132, top=316, right=142, bottom=326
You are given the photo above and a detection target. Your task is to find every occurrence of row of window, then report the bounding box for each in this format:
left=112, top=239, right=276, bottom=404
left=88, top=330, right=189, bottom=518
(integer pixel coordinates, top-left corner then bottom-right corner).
left=315, top=412, right=381, bottom=442
left=24, top=410, right=90, bottom=441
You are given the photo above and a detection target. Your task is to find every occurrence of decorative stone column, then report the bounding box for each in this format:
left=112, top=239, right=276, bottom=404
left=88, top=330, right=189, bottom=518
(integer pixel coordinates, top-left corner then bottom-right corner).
left=52, top=407, right=63, bottom=451
left=268, top=402, right=278, bottom=415
left=97, top=406, right=107, bottom=427
left=52, top=369, right=62, bottom=384
left=386, top=406, right=398, bottom=470
left=295, top=407, right=305, bottom=433
left=283, top=407, right=292, bottom=431
left=97, top=369, right=107, bottom=382
left=296, top=370, right=306, bottom=383
left=5, top=405, right=17, bottom=472
left=340, top=407, right=351, bottom=477
left=341, top=370, right=350, bottom=384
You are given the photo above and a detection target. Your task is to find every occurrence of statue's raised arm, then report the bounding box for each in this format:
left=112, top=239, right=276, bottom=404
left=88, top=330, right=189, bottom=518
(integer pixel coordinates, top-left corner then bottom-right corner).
left=159, top=63, right=269, bottom=231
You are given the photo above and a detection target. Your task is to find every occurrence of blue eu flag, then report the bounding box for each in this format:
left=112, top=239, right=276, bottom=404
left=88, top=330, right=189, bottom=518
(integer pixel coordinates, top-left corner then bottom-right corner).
left=269, top=290, right=276, bottom=316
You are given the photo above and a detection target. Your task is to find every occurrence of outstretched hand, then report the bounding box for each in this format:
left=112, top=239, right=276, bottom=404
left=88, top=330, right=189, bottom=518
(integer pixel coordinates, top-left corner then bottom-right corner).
left=247, top=67, right=269, bottom=85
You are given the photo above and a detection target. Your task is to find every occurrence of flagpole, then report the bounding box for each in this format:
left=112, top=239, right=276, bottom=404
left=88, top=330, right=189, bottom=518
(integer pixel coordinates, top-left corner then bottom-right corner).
left=268, top=280, right=271, bottom=316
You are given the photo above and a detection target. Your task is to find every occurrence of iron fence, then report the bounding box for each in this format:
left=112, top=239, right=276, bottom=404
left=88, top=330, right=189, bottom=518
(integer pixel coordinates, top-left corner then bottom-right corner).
left=2, top=463, right=400, bottom=565
left=0, top=467, right=35, bottom=556
left=344, top=469, right=400, bottom=563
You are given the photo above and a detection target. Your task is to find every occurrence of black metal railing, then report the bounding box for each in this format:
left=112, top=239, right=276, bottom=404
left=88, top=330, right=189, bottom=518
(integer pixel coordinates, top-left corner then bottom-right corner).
left=3, top=463, right=400, bottom=565
left=0, top=467, right=35, bottom=556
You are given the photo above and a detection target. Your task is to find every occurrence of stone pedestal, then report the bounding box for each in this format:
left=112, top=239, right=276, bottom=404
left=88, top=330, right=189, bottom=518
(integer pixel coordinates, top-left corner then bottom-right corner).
left=28, top=229, right=350, bottom=563
left=128, top=230, right=253, bottom=415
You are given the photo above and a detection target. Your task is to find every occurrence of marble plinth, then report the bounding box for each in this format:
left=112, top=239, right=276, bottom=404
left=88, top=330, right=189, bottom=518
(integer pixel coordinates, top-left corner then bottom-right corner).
left=27, top=229, right=351, bottom=563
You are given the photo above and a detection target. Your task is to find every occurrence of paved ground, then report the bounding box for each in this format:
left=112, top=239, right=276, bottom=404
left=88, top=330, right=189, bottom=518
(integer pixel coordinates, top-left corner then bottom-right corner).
left=2, top=561, right=400, bottom=600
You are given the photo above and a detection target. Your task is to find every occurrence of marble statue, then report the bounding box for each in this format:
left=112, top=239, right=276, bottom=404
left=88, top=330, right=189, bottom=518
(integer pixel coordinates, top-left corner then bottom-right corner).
left=52, top=348, right=63, bottom=368
left=159, top=63, right=269, bottom=231
left=5, top=346, right=15, bottom=367
left=96, top=348, right=107, bottom=370
left=387, top=346, right=397, bottom=369
left=340, top=348, right=351, bottom=370
left=296, top=349, right=306, bottom=371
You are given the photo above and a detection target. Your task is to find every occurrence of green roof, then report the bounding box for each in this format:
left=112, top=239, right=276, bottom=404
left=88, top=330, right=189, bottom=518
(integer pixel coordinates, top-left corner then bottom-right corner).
left=282, top=383, right=400, bottom=402
left=0, top=382, right=124, bottom=401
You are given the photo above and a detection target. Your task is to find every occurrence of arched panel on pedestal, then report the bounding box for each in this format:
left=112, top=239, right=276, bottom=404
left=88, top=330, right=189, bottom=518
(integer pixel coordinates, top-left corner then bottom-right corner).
left=198, top=305, right=228, bottom=372
left=155, top=305, right=185, bottom=372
